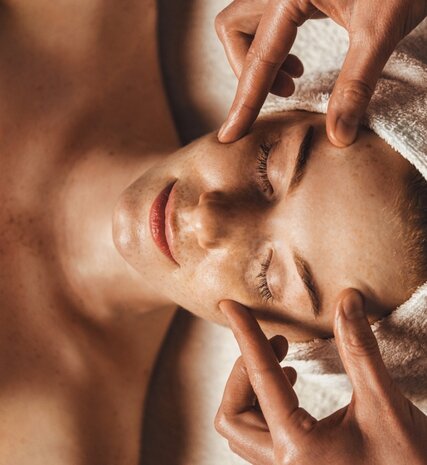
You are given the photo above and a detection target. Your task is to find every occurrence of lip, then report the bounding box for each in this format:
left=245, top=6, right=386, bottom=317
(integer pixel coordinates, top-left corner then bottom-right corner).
left=149, top=180, right=179, bottom=265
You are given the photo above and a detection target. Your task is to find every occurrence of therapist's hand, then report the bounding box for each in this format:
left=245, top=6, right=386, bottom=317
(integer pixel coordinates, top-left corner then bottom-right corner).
left=215, top=290, right=427, bottom=465
left=216, top=0, right=427, bottom=146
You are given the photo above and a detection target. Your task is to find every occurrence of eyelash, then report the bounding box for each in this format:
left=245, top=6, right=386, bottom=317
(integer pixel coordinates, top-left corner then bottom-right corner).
left=257, top=252, right=273, bottom=303
left=256, top=143, right=274, bottom=195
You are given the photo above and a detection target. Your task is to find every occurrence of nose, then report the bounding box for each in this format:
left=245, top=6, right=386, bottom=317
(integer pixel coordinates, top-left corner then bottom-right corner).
left=181, top=191, right=236, bottom=250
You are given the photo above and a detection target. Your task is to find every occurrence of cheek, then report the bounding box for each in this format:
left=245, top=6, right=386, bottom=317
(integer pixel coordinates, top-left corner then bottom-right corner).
left=171, top=252, right=248, bottom=322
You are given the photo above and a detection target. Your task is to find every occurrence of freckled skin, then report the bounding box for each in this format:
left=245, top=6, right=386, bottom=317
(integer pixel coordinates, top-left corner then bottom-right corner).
left=114, top=111, right=416, bottom=341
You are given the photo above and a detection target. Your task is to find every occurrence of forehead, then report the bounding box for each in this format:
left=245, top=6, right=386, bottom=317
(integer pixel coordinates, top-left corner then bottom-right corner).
left=257, top=109, right=317, bottom=125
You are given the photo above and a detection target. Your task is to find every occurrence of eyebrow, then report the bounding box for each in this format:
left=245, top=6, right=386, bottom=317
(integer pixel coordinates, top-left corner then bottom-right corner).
left=288, top=125, right=315, bottom=194
left=293, top=251, right=321, bottom=317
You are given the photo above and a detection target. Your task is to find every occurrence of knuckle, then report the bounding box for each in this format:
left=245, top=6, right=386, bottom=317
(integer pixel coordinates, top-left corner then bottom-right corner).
left=235, top=358, right=248, bottom=378
left=229, top=441, right=240, bottom=455
left=235, top=354, right=245, bottom=367
left=214, top=3, right=237, bottom=39
left=237, top=100, right=259, bottom=114
left=274, top=446, right=294, bottom=465
left=281, top=0, right=314, bottom=26
left=343, top=330, right=379, bottom=358
left=250, top=366, right=276, bottom=389
left=289, top=407, right=317, bottom=433
left=214, top=410, right=229, bottom=435
left=246, top=47, right=280, bottom=69
left=336, top=79, right=374, bottom=108
left=214, top=11, right=227, bottom=38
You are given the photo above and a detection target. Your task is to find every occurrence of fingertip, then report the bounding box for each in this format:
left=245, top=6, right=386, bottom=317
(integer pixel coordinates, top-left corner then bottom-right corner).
left=290, top=60, right=304, bottom=78
left=217, top=108, right=246, bottom=143
left=217, top=123, right=227, bottom=142
left=219, top=299, right=238, bottom=310
left=219, top=300, right=250, bottom=319
left=218, top=299, right=233, bottom=315
left=333, top=289, right=365, bottom=333
left=327, top=126, right=348, bottom=148
left=327, top=117, right=359, bottom=147
left=283, top=366, right=297, bottom=387
left=217, top=121, right=239, bottom=143
left=269, top=335, right=288, bottom=361
left=217, top=121, right=245, bottom=144
left=280, top=54, right=304, bottom=78
left=341, top=290, right=365, bottom=320
left=270, top=71, right=295, bottom=97
left=326, top=100, right=360, bottom=147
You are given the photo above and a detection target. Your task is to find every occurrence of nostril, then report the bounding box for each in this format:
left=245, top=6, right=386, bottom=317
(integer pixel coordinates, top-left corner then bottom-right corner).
left=198, top=191, right=209, bottom=206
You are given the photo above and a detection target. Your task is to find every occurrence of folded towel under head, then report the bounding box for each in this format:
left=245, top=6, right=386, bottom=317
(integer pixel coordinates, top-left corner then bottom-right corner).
left=261, top=20, right=427, bottom=413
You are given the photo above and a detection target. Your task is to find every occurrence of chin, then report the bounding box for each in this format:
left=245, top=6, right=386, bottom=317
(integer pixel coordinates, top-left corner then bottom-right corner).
left=112, top=187, right=144, bottom=264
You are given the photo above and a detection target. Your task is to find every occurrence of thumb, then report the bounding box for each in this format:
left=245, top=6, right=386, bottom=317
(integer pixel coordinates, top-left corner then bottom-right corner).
left=334, top=289, right=394, bottom=400
left=326, top=34, right=396, bottom=147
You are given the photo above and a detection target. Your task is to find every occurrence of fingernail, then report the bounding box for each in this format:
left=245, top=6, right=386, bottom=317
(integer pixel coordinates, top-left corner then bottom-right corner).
left=218, top=123, right=227, bottom=141
left=218, top=300, right=228, bottom=315
left=218, top=300, right=236, bottom=318
left=341, top=292, right=365, bottom=320
left=218, top=123, right=238, bottom=143
left=334, top=115, right=358, bottom=146
left=219, top=300, right=250, bottom=321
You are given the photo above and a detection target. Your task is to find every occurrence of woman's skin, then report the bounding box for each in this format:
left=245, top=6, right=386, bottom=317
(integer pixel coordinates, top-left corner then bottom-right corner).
left=0, top=1, right=179, bottom=463
left=114, top=110, right=415, bottom=341
left=0, top=0, right=419, bottom=463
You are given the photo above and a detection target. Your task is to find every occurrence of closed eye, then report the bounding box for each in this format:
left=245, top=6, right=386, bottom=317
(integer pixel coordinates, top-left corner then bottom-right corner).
left=288, top=125, right=314, bottom=193
left=256, top=250, right=273, bottom=303
left=256, top=142, right=274, bottom=196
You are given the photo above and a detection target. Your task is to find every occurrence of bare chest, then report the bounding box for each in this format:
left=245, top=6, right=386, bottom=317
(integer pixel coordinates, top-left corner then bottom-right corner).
left=0, top=243, right=171, bottom=465
left=0, top=0, right=177, bottom=158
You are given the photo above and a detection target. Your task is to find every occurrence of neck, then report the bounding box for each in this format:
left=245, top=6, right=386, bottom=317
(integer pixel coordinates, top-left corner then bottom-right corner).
left=0, top=0, right=182, bottom=320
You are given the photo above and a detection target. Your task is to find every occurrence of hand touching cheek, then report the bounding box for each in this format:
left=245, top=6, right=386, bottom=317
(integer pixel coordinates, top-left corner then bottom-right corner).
left=216, top=290, right=427, bottom=465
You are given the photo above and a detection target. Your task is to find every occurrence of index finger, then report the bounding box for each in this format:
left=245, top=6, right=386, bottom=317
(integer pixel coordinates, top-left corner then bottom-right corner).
left=218, top=1, right=310, bottom=143
left=219, top=300, right=299, bottom=439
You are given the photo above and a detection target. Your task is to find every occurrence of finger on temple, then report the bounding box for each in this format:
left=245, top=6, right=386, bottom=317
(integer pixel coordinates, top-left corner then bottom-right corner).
left=218, top=2, right=301, bottom=143
left=333, top=289, right=394, bottom=401
left=219, top=300, right=300, bottom=439
left=326, top=33, right=395, bottom=147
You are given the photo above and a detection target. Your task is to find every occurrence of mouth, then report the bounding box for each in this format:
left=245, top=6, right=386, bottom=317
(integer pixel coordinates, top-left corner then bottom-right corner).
left=149, top=180, right=179, bottom=265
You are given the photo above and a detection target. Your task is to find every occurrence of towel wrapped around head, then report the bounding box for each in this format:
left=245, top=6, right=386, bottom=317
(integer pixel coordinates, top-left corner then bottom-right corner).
left=261, top=19, right=427, bottom=414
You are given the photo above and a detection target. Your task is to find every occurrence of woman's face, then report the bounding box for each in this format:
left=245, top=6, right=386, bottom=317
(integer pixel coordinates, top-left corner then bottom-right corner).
left=113, top=111, right=413, bottom=341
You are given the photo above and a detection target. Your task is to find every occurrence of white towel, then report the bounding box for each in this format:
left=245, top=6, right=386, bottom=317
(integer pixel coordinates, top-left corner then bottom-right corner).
left=262, top=19, right=427, bottom=415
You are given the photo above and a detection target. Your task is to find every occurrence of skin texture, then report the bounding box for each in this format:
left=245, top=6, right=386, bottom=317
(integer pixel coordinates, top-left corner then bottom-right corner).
left=0, top=1, right=180, bottom=463
left=0, top=1, right=423, bottom=463
left=215, top=295, right=427, bottom=465
left=215, top=0, right=427, bottom=146
left=114, top=110, right=415, bottom=342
